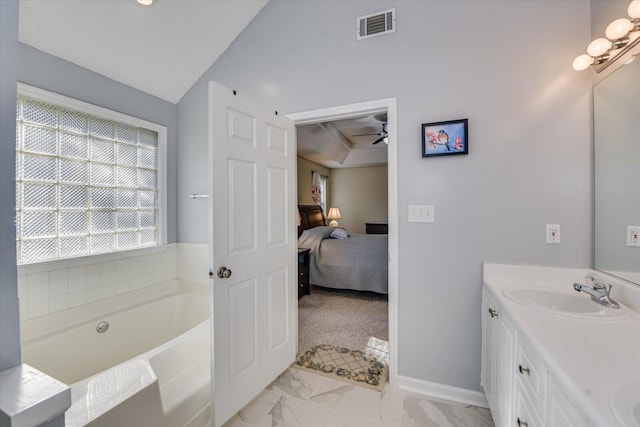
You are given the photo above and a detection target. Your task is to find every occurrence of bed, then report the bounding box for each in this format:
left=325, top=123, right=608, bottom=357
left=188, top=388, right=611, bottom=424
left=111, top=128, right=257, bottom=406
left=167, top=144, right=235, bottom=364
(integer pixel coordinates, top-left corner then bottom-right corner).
left=297, top=205, right=388, bottom=294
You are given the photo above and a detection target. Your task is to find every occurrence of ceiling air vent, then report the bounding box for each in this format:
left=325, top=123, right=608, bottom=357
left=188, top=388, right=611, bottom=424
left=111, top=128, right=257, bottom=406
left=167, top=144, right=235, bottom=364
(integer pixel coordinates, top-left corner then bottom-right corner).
left=357, top=8, right=395, bottom=40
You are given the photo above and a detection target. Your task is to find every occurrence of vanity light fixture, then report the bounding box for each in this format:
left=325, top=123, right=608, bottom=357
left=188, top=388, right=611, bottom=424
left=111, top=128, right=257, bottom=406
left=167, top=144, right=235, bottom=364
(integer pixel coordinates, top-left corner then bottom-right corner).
left=587, top=38, right=612, bottom=57
left=572, top=0, right=640, bottom=72
left=630, top=0, right=640, bottom=18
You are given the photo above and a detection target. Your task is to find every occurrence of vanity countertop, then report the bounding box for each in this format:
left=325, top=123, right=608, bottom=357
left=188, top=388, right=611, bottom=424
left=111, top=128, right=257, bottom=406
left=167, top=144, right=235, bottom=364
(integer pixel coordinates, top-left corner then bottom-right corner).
left=483, top=264, right=640, bottom=427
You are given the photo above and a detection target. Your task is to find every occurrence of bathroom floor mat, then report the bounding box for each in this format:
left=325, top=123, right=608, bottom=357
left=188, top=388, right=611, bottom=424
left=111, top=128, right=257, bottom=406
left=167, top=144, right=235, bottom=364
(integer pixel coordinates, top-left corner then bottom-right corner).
left=292, top=341, right=389, bottom=392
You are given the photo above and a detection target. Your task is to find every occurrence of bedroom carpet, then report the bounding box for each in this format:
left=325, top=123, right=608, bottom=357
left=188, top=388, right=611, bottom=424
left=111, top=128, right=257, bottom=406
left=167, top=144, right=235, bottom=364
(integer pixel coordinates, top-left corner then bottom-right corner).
left=297, top=285, right=388, bottom=359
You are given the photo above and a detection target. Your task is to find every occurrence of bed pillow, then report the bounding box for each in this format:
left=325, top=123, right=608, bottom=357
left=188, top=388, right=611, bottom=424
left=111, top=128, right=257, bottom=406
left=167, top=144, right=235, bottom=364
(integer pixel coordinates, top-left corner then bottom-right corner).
left=330, top=227, right=350, bottom=240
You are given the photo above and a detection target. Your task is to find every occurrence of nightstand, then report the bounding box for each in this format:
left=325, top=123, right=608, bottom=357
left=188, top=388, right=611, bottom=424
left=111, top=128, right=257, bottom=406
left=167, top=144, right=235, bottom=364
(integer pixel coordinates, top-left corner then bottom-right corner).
left=298, top=248, right=310, bottom=299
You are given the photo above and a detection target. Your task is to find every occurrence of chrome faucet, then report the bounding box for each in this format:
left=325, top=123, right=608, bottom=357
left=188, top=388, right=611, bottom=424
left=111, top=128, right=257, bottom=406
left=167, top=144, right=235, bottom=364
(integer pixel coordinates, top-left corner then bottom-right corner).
left=573, top=273, right=620, bottom=309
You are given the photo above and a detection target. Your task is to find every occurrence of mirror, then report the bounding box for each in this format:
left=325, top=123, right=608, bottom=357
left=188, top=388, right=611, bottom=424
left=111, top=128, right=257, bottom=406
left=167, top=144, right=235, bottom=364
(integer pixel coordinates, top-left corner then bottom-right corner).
left=593, top=56, right=640, bottom=285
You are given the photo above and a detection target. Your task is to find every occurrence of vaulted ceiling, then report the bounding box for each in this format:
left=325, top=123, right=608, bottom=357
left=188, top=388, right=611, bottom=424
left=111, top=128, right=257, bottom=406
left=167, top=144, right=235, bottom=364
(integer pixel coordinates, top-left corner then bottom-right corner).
left=18, top=0, right=386, bottom=168
left=18, top=0, right=268, bottom=103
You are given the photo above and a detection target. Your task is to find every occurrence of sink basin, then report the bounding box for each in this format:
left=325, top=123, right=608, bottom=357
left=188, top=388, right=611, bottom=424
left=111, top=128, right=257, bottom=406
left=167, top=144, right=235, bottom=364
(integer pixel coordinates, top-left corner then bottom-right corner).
left=610, top=381, right=640, bottom=427
left=502, top=288, right=629, bottom=319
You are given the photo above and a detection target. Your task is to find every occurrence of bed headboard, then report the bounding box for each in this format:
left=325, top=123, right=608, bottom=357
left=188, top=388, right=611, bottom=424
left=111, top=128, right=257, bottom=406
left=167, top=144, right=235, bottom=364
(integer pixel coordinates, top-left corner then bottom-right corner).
left=298, top=205, right=326, bottom=235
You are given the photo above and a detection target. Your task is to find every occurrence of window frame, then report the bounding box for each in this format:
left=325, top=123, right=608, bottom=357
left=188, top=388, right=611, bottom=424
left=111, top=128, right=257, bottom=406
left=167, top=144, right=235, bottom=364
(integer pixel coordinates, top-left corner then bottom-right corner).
left=16, top=83, right=168, bottom=270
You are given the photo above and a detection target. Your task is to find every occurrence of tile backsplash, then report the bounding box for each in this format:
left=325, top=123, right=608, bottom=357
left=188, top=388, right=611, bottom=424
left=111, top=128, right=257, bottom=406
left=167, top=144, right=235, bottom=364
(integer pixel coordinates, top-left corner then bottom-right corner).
left=18, top=244, right=177, bottom=321
left=176, top=243, right=209, bottom=285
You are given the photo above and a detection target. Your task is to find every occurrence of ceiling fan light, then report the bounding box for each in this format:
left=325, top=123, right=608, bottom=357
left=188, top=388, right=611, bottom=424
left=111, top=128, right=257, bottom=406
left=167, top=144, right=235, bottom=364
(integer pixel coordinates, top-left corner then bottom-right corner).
left=629, top=0, right=640, bottom=19
left=137, top=0, right=154, bottom=5
left=587, top=38, right=612, bottom=57
left=606, top=18, right=633, bottom=40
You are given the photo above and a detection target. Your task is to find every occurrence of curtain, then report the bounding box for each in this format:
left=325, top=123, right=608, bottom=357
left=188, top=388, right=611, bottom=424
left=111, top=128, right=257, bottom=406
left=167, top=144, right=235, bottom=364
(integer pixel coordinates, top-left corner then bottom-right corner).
left=311, top=171, right=322, bottom=205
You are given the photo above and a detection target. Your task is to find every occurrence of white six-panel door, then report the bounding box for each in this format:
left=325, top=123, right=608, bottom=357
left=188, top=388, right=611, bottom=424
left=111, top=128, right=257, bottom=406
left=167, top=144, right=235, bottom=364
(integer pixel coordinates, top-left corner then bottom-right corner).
left=208, top=81, right=297, bottom=426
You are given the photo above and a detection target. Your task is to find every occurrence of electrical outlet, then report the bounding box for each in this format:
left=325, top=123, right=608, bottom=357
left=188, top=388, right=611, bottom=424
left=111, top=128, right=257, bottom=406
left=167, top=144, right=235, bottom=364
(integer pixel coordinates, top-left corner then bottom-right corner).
left=627, top=226, right=640, bottom=247
left=408, top=204, right=434, bottom=223
left=546, top=224, right=561, bottom=244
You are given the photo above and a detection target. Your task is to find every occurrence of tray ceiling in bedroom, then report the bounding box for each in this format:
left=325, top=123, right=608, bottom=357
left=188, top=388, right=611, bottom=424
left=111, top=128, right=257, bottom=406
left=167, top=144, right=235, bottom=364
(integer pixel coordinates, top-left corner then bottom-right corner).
left=297, top=113, right=388, bottom=169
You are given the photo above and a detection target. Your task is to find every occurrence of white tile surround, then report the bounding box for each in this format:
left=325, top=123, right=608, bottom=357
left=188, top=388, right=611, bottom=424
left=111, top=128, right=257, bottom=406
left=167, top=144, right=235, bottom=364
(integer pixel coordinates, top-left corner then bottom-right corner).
left=176, top=243, right=209, bottom=285
left=17, top=243, right=210, bottom=321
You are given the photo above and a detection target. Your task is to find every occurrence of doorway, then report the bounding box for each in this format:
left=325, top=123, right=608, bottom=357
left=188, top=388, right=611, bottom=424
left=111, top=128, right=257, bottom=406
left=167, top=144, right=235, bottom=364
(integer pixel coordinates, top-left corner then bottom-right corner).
left=288, top=98, right=398, bottom=385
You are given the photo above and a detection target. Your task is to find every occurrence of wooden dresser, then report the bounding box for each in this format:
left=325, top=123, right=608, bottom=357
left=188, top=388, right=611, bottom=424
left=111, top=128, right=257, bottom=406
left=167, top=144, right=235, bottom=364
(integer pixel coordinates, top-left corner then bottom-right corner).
left=365, top=223, right=388, bottom=234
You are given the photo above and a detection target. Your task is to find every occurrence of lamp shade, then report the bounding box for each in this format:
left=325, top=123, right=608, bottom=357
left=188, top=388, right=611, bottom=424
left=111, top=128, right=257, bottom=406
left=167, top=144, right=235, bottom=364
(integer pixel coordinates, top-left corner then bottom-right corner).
left=326, top=207, right=341, bottom=220
left=326, top=207, right=341, bottom=227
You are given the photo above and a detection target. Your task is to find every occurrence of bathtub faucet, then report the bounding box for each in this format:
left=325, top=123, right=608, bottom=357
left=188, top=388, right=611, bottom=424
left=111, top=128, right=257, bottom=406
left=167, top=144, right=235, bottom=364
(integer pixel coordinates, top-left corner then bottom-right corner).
left=573, top=273, right=620, bottom=309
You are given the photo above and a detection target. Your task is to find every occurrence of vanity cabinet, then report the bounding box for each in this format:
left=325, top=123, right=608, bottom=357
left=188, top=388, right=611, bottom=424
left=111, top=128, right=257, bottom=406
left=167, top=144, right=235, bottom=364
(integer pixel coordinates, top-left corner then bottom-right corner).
left=546, top=380, right=586, bottom=427
left=482, top=288, right=595, bottom=427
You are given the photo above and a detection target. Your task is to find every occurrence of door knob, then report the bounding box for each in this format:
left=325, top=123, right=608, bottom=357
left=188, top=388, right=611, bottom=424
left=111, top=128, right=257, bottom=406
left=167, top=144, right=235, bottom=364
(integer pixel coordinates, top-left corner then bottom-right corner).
left=217, top=267, right=232, bottom=279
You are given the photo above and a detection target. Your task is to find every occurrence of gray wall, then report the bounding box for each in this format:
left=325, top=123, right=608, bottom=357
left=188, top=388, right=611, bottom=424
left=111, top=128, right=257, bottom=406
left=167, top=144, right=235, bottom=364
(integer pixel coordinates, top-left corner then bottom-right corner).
left=178, top=0, right=592, bottom=391
left=0, top=0, right=21, bottom=372
left=18, top=43, right=178, bottom=243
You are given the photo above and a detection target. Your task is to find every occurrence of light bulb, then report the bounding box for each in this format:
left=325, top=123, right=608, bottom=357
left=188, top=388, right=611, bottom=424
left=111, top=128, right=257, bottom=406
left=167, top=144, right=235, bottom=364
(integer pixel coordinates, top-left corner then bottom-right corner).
left=587, top=38, right=612, bottom=56
left=629, top=0, right=640, bottom=19
left=606, top=18, right=633, bottom=40
left=572, top=54, right=594, bottom=71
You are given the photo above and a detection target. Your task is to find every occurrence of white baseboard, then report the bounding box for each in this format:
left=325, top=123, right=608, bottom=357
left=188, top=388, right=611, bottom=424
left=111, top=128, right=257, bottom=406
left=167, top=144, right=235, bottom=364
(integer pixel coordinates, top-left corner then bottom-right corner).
left=397, top=375, right=488, bottom=408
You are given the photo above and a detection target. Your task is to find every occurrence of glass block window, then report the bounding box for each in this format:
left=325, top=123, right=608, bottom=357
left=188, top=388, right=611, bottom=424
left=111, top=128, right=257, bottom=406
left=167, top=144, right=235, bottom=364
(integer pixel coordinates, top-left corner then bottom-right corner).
left=16, top=95, right=161, bottom=264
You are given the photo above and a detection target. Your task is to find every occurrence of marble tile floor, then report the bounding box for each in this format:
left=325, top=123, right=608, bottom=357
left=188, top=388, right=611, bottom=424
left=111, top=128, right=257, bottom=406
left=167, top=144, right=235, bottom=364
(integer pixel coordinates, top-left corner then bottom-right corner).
left=223, top=368, right=494, bottom=427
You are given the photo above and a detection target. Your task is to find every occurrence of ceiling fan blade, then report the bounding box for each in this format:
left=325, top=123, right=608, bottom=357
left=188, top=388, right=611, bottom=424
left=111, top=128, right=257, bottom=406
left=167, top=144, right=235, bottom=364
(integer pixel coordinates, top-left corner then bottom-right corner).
left=352, top=132, right=383, bottom=137
left=372, top=136, right=386, bottom=145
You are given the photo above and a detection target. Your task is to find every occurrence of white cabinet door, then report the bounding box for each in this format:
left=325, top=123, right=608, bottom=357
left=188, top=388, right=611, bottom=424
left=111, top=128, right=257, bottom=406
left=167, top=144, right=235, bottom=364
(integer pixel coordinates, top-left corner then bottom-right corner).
left=481, top=291, right=498, bottom=413
left=482, top=290, right=516, bottom=427
left=209, top=81, right=297, bottom=427
left=496, top=316, right=515, bottom=427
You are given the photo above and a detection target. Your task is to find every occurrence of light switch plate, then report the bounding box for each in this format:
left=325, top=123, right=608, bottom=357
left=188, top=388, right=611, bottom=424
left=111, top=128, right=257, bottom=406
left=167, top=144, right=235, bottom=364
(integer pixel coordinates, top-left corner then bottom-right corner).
left=408, top=204, right=434, bottom=223
left=627, top=226, right=640, bottom=247
left=546, top=224, right=560, bottom=244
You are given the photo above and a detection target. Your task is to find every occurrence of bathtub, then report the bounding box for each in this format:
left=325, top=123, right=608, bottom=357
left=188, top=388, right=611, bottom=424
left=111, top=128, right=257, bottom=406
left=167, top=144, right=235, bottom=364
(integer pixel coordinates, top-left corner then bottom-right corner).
left=20, top=281, right=211, bottom=427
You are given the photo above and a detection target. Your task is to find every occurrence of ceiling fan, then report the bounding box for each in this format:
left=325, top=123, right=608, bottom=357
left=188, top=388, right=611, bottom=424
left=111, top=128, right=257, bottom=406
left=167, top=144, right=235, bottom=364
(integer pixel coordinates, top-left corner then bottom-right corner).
left=352, top=123, right=388, bottom=145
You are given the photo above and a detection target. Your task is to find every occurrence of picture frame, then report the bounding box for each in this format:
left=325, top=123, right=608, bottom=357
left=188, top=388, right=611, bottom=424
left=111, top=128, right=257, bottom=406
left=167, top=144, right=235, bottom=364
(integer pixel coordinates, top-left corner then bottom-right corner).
left=422, top=118, right=468, bottom=157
